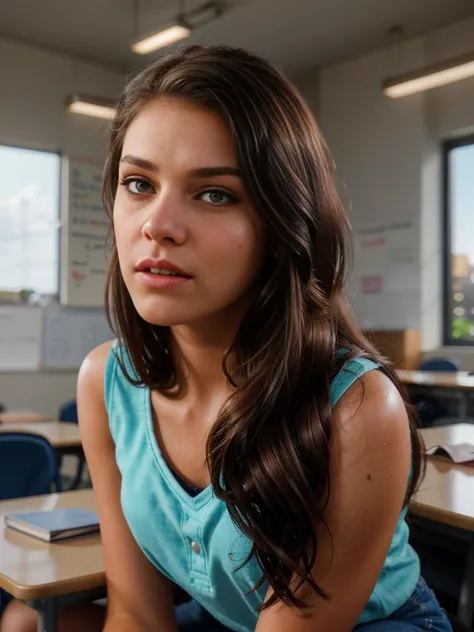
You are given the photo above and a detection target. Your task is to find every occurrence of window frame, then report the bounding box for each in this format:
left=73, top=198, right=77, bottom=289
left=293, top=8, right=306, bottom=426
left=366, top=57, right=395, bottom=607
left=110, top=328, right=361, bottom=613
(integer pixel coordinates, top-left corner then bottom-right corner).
left=0, top=142, right=62, bottom=300
left=442, top=134, right=474, bottom=347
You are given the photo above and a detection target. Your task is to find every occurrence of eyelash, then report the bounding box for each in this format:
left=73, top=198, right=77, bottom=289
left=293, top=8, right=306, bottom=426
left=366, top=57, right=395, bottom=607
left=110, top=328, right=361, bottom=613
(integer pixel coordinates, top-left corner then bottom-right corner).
left=119, top=177, right=154, bottom=197
left=119, top=176, right=239, bottom=205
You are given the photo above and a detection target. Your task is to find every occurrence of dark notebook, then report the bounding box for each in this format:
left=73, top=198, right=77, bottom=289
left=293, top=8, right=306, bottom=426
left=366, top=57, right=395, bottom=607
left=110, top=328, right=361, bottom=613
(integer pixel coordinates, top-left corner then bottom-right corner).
left=4, top=508, right=100, bottom=542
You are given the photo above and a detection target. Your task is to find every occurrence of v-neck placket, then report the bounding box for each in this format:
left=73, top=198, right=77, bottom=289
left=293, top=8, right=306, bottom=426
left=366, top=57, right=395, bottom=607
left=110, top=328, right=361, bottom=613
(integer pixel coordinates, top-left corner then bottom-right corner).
left=144, top=386, right=214, bottom=592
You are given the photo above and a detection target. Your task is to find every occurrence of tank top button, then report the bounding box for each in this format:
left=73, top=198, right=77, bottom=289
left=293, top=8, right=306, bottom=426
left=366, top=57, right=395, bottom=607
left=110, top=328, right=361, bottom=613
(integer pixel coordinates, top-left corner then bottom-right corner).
left=191, top=541, right=201, bottom=554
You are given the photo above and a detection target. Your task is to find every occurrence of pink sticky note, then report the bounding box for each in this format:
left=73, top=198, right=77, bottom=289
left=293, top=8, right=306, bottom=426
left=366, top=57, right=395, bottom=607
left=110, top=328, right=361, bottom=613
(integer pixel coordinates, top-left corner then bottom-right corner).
left=362, top=275, right=383, bottom=294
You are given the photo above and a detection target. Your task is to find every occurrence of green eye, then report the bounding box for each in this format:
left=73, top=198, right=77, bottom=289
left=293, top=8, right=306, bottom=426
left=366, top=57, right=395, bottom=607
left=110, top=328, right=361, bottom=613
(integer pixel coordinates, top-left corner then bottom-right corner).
left=130, top=180, right=152, bottom=194
left=200, top=189, right=237, bottom=205
left=121, top=177, right=154, bottom=196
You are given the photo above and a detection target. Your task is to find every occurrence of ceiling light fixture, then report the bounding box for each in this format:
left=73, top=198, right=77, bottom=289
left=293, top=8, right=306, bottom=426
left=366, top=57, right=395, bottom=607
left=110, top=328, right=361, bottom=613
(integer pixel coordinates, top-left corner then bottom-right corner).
left=66, top=94, right=117, bottom=120
left=383, top=52, right=474, bottom=98
left=131, top=0, right=225, bottom=55
left=131, top=22, right=191, bottom=54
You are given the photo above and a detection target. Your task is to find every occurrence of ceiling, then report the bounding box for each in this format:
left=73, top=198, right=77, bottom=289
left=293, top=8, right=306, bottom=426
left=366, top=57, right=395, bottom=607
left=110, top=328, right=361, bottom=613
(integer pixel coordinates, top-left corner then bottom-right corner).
left=1, top=0, right=474, bottom=76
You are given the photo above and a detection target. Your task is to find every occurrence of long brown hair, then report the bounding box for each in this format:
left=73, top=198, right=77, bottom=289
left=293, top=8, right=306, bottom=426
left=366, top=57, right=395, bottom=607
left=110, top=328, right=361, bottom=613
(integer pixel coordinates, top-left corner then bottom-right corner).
left=103, top=45, right=424, bottom=610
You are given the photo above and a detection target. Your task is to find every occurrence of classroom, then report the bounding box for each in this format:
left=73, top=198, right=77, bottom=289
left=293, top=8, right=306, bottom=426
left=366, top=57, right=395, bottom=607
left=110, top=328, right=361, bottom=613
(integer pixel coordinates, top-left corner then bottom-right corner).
left=1, top=1, right=474, bottom=631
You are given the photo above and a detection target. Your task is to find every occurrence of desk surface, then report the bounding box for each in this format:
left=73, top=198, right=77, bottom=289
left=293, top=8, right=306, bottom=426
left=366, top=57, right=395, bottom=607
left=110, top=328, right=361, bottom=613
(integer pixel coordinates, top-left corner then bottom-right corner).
left=412, top=459, right=474, bottom=531
left=398, top=370, right=474, bottom=390
left=0, top=411, right=51, bottom=423
left=0, top=490, right=103, bottom=600
left=0, top=421, right=81, bottom=449
left=411, top=425, right=474, bottom=531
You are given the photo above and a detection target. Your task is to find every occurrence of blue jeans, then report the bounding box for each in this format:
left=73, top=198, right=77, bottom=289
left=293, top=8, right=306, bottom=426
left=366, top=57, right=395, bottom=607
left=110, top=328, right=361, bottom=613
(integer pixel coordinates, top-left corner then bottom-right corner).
left=355, top=577, right=452, bottom=631
left=174, top=577, right=453, bottom=631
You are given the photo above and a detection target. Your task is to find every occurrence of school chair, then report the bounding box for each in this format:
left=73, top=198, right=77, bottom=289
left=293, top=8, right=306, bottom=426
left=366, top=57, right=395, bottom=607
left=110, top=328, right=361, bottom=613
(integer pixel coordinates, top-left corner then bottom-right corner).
left=413, top=357, right=460, bottom=427
left=58, top=399, right=86, bottom=489
left=0, top=432, right=62, bottom=501
left=419, top=358, right=460, bottom=373
left=58, top=399, right=78, bottom=422
left=0, top=432, right=62, bottom=618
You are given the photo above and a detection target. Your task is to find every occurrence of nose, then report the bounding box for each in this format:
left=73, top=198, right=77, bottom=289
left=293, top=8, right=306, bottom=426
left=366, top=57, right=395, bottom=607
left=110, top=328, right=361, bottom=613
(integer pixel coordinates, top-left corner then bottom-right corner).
left=141, top=191, right=187, bottom=245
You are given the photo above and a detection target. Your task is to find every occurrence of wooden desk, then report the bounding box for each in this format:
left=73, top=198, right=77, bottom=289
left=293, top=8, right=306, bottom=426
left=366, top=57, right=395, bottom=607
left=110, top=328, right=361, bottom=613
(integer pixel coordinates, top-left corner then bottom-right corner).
left=413, top=424, right=474, bottom=532
left=0, top=421, right=81, bottom=449
left=414, top=425, right=474, bottom=624
left=399, top=371, right=474, bottom=391
left=0, top=490, right=104, bottom=632
left=412, top=456, right=474, bottom=532
left=0, top=410, right=51, bottom=423
left=399, top=370, right=474, bottom=418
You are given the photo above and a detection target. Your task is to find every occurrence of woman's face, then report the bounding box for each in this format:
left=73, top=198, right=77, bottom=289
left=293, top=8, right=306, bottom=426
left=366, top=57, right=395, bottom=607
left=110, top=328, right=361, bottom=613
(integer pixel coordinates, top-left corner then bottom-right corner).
left=114, top=98, right=265, bottom=328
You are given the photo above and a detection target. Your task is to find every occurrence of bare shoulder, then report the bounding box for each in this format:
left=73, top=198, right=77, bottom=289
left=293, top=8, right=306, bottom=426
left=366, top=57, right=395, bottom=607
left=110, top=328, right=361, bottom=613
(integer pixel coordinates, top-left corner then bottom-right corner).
left=77, top=340, right=116, bottom=442
left=78, top=339, right=116, bottom=396
left=331, top=368, right=411, bottom=469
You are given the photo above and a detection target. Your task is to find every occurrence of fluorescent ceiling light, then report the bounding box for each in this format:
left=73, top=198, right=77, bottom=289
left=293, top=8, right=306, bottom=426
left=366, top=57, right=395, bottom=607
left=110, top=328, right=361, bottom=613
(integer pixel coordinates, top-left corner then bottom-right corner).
left=383, top=53, right=474, bottom=98
left=66, top=95, right=116, bottom=120
left=132, top=24, right=191, bottom=55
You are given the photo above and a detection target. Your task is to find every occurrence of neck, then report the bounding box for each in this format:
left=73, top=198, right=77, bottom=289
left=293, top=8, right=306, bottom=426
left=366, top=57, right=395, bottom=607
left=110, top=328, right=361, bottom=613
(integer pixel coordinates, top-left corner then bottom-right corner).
left=169, top=300, right=249, bottom=399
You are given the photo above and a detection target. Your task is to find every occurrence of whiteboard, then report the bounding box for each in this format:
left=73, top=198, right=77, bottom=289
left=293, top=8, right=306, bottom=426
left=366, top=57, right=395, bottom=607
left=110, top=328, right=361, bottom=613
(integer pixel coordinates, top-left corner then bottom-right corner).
left=60, top=158, right=109, bottom=307
left=0, top=306, right=42, bottom=371
left=42, top=306, right=113, bottom=369
left=351, top=219, right=420, bottom=330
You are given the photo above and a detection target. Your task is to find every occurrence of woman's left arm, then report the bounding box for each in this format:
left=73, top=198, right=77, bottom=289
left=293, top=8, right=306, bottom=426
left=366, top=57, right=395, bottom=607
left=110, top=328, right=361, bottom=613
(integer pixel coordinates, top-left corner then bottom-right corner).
left=256, top=370, right=413, bottom=632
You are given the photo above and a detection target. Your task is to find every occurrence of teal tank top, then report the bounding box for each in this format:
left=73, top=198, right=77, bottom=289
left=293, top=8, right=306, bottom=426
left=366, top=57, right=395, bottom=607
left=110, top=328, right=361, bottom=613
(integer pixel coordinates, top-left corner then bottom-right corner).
left=105, top=343, right=420, bottom=630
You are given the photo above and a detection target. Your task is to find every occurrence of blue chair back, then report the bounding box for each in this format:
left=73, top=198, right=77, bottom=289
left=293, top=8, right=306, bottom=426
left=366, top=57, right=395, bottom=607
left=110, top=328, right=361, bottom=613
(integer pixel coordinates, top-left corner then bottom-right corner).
left=58, top=400, right=78, bottom=424
left=419, top=358, right=459, bottom=373
left=0, top=433, right=62, bottom=500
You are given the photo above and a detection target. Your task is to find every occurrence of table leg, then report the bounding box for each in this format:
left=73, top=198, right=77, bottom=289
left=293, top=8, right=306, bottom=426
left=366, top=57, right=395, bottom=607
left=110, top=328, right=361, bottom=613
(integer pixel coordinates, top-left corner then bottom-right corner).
left=25, top=588, right=106, bottom=632
left=458, top=534, right=474, bottom=625
left=68, top=457, right=85, bottom=491
left=37, top=610, right=46, bottom=632
left=459, top=393, right=469, bottom=420
left=30, top=599, right=58, bottom=632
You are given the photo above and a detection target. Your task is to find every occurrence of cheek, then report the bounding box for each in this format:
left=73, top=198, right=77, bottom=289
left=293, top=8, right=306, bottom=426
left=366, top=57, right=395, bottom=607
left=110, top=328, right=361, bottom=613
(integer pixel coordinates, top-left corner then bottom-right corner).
left=113, top=203, right=140, bottom=246
left=205, top=217, right=265, bottom=279
left=234, top=215, right=265, bottom=270
left=112, top=207, right=138, bottom=276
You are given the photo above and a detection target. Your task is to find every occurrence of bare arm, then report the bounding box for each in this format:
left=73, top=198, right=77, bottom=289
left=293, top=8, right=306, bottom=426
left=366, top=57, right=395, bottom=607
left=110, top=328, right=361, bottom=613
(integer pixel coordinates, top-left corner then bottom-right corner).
left=256, top=370, right=413, bottom=632
left=78, top=342, right=178, bottom=632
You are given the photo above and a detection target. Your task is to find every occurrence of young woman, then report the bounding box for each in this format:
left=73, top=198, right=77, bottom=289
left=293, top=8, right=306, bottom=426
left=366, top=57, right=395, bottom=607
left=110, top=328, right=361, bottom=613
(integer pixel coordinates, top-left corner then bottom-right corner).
left=1, top=45, right=452, bottom=632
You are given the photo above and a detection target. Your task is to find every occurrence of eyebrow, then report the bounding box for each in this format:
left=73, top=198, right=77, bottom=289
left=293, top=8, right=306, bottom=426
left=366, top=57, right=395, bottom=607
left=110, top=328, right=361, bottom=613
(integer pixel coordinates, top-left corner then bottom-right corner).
left=190, top=166, right=243, bottom=179
left=120, top=155, right=157, bottom=171
left=120, top=155, right=243, bottom=179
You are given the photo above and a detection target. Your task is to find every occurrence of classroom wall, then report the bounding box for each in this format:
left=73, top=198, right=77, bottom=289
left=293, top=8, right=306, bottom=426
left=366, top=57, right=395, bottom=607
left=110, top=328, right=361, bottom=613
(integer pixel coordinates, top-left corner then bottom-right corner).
left=3, top=18, right=474, bottom=410
left=0, top=37, right=125, bottom=416
left=297, top=17, right=474, bottom=370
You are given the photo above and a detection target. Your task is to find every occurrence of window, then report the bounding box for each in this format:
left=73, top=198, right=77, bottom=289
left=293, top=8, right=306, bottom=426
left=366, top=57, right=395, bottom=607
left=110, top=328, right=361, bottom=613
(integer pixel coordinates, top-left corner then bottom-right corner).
left=0, top=145, right=60, bottom=297
left=443, top=136, right=474, bottom=346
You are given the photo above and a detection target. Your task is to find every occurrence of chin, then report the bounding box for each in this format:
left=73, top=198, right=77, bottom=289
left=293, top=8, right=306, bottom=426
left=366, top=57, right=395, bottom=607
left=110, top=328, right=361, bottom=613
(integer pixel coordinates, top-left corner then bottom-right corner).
left=132, top=296, right=197, bottom=328
left=136, top=306, right=188, bottom=327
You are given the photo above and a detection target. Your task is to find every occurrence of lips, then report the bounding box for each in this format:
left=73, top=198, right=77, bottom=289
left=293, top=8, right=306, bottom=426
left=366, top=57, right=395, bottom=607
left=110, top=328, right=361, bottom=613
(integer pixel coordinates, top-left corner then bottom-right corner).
left=135, top=258, right=191, bottom=278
